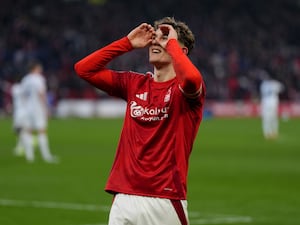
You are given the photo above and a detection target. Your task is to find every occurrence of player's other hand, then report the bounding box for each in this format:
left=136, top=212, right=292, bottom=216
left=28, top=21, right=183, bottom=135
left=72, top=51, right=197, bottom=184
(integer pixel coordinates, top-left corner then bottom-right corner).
left=153, top=24, right=178, bottom=49
left=127, top=23, right=155, bottom=49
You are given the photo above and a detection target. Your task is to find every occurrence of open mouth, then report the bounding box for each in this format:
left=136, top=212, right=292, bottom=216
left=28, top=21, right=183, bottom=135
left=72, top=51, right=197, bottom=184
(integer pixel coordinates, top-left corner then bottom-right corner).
left=151, top=48, right=162, bottom=54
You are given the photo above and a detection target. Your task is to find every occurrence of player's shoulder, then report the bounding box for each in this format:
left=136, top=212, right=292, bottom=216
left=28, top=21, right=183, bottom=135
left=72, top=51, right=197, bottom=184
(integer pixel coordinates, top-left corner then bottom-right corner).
left=31, top=73, right=45, bottom=83
left=22, top=73, right=36, bottom=81
left=23, top=73, right=44, bottom=86
left=123, top=71, right=151, bottom=82
left=128, top=71, right=150, bottom=77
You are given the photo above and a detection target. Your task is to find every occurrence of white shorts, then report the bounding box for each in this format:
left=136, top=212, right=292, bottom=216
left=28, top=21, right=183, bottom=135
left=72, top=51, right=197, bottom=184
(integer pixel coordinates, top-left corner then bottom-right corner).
left=23, top=112, right=47, bottom=131
left=13, top=110, right=26, bottom=129
left=108, top=194, right=189, bottom=225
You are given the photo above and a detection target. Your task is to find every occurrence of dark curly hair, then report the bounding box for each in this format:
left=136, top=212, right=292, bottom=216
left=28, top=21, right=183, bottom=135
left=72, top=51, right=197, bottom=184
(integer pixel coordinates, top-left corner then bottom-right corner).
left=154, top=17, right=195, bottom=55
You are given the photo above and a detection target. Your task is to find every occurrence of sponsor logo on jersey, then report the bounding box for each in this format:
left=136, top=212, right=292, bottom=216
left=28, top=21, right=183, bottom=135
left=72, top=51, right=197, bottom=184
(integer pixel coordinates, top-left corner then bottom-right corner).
left=130, top=101, right=169, bottom=121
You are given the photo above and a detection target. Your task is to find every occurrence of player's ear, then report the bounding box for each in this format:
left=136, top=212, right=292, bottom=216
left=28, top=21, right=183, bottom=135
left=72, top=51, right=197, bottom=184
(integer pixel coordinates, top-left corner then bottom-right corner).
left=182, top=47, right=188, bottom=55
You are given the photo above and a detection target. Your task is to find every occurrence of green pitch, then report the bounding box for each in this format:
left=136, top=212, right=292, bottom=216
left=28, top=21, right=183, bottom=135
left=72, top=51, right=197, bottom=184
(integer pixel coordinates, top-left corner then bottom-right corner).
left=0, top=117, right=299, bottom=225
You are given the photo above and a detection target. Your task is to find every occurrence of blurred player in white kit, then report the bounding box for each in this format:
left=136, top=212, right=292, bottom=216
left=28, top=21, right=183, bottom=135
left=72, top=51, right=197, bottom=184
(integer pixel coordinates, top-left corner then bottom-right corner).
left=20, top=60, right=58, bottom=163
left=260, top=76, right=284, bottom=140
left=11, top=80, right=26, bottom=156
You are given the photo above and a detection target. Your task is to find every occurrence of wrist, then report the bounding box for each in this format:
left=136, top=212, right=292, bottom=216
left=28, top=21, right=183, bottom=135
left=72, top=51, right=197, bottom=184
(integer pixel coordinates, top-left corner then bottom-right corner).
left=120, top=36, right=134, bottom=51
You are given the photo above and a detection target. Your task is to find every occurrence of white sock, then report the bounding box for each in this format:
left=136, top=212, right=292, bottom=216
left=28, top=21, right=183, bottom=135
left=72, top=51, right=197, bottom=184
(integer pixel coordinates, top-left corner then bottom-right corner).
left=21, top=131, right=34, bottom=162
left=38, top=133, right=53, bottom=161
left=16, top=137, right=23, bottom=149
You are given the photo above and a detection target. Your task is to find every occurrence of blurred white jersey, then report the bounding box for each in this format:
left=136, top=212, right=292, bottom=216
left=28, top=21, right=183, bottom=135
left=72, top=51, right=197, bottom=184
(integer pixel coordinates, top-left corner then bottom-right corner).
left=21, top=73, right=47, bottom=130
left=260, top=79, right=283, bottom=107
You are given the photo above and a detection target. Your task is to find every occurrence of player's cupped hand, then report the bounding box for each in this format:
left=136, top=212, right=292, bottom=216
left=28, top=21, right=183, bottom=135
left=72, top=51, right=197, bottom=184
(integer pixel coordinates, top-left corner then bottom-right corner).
left=127, top=23, right=155, bottom=49
left=153, top=24, right=178, bottom=49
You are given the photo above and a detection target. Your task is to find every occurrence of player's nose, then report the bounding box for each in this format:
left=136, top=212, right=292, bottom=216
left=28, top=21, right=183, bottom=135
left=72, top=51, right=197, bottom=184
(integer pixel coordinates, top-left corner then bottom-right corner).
left=151, top=35, right=157, bottom=44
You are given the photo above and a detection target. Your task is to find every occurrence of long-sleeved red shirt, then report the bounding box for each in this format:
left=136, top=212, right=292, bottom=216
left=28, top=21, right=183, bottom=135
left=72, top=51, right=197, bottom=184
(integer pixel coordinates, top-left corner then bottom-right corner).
left=75, top=37, right=206, bottom=200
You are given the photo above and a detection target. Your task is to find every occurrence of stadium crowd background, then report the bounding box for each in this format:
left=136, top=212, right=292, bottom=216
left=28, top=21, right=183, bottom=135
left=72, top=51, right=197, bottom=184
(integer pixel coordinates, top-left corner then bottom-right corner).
left=1, top=0, right=300, bottom=114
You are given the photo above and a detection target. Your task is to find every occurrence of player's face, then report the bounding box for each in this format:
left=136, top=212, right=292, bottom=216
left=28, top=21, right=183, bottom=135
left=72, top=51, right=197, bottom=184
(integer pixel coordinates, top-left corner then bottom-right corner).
left=149, top=29, right=172, bottom=66
left=32, top=64, right=43, bottom=74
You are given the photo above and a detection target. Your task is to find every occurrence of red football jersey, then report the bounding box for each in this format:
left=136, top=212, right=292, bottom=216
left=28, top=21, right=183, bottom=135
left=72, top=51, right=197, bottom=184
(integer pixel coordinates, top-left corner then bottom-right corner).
left=75, top=36, right=206, bottom=200
left=105, top=71, right=205, bottom=200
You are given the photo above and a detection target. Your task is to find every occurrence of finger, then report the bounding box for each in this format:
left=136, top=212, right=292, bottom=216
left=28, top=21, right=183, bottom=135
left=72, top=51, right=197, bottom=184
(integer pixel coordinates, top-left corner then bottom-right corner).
left=140, top=23, right=153, bottom=31
left=158, top=24, right=171, bottom=35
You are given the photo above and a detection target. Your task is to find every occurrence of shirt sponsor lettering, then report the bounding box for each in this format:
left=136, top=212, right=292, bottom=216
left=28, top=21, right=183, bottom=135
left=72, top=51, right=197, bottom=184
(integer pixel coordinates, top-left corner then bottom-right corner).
left=130, top=101, right=169, bottom=121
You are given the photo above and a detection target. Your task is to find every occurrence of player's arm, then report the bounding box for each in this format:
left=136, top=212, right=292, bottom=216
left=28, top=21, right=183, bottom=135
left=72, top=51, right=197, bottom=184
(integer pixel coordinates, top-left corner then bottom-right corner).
left=74, top=37, right=132, bottom=92
left=74, top=23, right=155, bottom=92
left=39, top=91, right=48, bottom=116
left=157, top=25, right=204, bottom=98
left=38, top=81, right=49, bottom=117
left=167, top=39, right=204, bottom=98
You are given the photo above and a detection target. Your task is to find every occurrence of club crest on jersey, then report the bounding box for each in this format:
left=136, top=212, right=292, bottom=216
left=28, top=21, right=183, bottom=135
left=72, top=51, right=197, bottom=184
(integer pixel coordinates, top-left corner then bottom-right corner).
left=164, top=87, right=172, bottom=102
left=135, top=92, right=148, bottom=101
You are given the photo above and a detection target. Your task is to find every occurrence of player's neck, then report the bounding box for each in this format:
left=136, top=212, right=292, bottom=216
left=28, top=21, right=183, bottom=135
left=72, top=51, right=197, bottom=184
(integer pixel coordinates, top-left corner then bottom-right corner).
left=153, top=64, right=176, bottom=82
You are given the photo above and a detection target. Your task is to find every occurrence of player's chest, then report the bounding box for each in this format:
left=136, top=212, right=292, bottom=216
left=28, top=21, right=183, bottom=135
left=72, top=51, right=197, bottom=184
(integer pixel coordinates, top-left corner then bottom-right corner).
left=128, top=86, right=175, bottom=121
left=132, top=86, right=173, bottom=106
